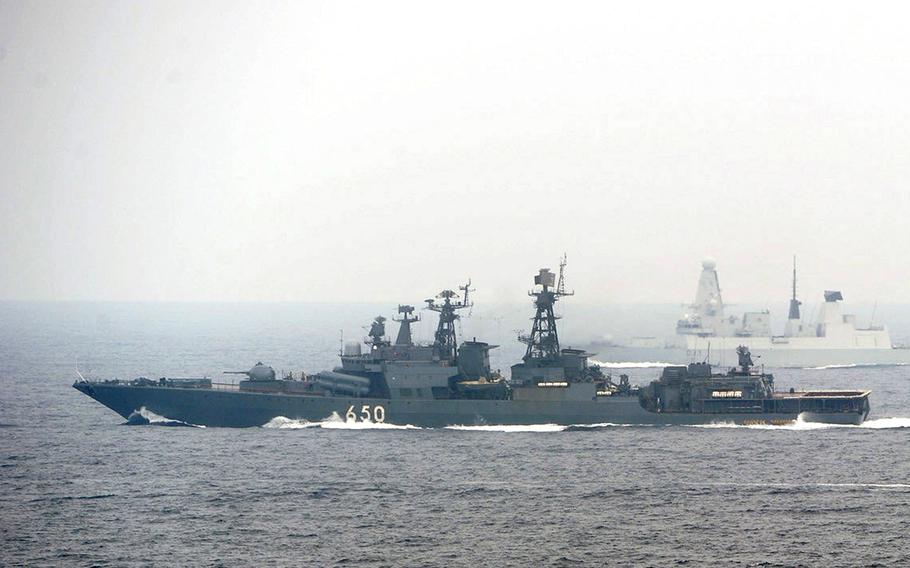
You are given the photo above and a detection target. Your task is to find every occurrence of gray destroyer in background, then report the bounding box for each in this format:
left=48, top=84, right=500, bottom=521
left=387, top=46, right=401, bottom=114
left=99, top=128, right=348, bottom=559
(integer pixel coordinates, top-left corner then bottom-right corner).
left=590, top=258, right=910, bottom=368
left=74, top=260, right=871, bottom=428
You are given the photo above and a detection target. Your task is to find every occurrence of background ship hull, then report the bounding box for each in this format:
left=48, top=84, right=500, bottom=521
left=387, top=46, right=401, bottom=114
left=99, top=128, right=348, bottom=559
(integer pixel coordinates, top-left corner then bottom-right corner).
left=590, top=344, right=910, bottom=369
left=73, top=383, right=866, bottom=428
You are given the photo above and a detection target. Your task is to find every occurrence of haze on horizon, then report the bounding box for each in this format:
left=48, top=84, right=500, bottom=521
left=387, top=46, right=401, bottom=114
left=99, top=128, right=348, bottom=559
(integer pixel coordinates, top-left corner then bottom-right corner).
left=2, top=1, right=908, bottom=306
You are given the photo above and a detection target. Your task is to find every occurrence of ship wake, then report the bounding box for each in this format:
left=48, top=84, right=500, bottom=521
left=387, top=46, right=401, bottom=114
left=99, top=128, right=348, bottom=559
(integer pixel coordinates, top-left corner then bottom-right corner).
left=445, top=424, right=567, bottom=432
left=804, top=362, right=909, bottom=370
left=590, top=360, right=675, bottom=369
left=124, top=407, right=205, bottom=428
left=261, top=415, right=910, bottom=431
left=691, top=416, right=910, bottom=430
left=262, top=412, right=421, bottom=430
left=446, top=423, right=652, bottom=432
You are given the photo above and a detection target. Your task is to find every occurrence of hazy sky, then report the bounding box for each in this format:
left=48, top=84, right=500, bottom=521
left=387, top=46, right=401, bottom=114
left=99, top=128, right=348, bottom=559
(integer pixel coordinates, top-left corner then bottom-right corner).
left=2, top=1, right=909, bottom=305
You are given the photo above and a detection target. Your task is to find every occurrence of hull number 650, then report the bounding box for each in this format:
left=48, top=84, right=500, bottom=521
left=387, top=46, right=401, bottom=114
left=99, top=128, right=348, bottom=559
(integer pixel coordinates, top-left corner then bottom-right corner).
left=345, top=404, right=386, bottom=423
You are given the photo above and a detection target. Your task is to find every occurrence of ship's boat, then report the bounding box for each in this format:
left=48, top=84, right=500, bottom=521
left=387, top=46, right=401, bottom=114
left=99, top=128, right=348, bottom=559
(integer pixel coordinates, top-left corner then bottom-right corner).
left=73, top=259, right=872, bottom=428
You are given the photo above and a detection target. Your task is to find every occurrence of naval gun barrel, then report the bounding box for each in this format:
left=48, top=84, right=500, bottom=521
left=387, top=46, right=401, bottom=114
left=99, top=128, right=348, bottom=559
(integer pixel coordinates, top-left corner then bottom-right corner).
left=223, top=362, right=276, bottom=382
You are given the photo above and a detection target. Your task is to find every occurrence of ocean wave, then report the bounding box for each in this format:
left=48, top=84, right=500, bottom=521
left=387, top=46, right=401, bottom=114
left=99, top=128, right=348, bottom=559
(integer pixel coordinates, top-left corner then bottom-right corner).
left=261, top=416, right=322, bottom=429
left=264, top=415, right=910, bottom=432
left=445, top=424, right=567, bottom=432
left=812, top=482, right=910, bottom=489
left=589, top=360, right=674, bottom=368
left=124, top=407, right=205, bottom=428
left=262, top=412, right=421, bottom=430
left=858, top=417, right=910, bottom=429
left=446, top=422, right=657, bottom=432
left=690, top=480, right=910, bottom=491
left=565, top=422, right=655, bottom=431
left=690, top=415, right=910, bottom=430
left=804, top=362, right=910, bottom=370
left=691, top=418, right=832, bottom=431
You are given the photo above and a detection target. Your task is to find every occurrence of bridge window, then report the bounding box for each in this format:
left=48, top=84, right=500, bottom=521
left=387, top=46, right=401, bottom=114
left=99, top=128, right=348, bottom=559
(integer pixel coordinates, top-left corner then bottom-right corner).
left=711, top=390, right=743, bottom=398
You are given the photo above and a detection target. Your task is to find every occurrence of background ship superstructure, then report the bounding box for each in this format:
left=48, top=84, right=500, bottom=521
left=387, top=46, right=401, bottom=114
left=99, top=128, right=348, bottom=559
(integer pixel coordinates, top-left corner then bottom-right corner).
left=594, top=259, right=910, bottom=368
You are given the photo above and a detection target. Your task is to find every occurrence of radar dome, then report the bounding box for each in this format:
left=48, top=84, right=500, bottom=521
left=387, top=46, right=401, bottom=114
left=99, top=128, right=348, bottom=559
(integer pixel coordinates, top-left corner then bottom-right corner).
left=701, top=258, right=716, bottom=270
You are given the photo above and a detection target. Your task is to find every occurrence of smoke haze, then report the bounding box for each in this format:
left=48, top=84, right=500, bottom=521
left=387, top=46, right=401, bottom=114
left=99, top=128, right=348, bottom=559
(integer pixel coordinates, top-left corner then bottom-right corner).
left=2, top=1, right=908, bottom=303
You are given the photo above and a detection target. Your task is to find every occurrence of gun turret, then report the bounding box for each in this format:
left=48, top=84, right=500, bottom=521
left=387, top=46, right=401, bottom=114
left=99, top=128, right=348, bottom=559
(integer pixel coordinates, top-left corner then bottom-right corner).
left=224, top=362, right=276, bottom=382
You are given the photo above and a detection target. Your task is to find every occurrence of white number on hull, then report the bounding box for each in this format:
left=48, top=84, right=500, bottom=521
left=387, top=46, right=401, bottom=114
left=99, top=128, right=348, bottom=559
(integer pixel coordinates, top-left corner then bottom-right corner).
left=345, top=404, right=386, bottom=423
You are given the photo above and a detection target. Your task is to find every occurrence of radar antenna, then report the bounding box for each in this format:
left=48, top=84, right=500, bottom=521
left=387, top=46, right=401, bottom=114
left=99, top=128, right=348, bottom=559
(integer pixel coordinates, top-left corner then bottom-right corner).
left=520, top=257, right=574, bottom=361
left=736, top=345, right=754, bottom=373
left=425, top=281, right=474, bottom=360
left=366, top=316, right=388, bottom=348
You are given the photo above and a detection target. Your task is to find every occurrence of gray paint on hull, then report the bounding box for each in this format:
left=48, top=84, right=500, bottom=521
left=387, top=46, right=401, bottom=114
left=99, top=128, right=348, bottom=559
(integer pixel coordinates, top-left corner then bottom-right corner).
left=74, top=384, right=866, bottom=428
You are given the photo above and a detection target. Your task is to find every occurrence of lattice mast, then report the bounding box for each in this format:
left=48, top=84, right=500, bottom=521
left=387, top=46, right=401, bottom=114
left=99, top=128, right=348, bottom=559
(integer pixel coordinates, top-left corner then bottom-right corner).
left=521, top=255, right=573, bottom=361
left=425, top=279, right=473, bottom=360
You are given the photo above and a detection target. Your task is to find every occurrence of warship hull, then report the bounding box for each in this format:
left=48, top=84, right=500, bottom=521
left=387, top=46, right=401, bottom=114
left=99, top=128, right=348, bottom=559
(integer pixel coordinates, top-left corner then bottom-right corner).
left=624, top=258, right=910, bottom=369
left=72, top=263, right=874, bottom=429
left=590, top=344, right=910, bottom=369
left=73, top=383, right=868, bottom=428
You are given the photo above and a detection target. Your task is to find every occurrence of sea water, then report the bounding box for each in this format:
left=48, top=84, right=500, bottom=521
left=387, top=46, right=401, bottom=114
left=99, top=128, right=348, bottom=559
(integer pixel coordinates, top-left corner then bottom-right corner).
left=1, top=302, right=908, bottom=567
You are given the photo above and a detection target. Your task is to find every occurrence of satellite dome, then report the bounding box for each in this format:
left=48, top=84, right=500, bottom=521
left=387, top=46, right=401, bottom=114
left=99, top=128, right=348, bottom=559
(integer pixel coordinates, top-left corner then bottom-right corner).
left=702, top=258, right=716, bottom=270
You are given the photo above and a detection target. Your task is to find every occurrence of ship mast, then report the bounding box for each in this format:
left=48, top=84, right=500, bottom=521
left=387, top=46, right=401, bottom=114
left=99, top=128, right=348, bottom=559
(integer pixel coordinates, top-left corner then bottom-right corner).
left=425, top=279, right=473, bottom=360
left=521, top=255, right=573, bottom=362
left=393, top=304, right=419, bottom=346
left=788, top=255, right=801, bottom=320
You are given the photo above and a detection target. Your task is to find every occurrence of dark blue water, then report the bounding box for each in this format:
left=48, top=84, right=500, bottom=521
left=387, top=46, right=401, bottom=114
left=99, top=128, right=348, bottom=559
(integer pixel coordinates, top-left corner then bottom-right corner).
left=1, top=303, right=909, bottom=567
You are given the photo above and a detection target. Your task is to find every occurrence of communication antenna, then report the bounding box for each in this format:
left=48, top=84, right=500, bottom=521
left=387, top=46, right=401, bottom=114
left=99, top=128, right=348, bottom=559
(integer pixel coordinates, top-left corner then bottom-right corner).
left=459, top=279, right=475, bottom=316
left=459, top=279, right=474, bottom=306
left=74, top=357, right=87, bottom=382
left=556, top=253, right=573, bottom=297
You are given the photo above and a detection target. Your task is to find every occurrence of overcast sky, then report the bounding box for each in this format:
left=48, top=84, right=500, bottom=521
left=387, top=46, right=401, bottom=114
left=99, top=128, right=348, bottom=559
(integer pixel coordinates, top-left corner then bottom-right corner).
left=2, top=1, right=908, bottom=305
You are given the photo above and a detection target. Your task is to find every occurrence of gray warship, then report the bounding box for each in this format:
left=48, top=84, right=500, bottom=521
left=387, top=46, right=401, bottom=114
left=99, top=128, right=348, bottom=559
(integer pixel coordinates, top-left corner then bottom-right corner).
left=74, top=260, right=871, bottom=428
